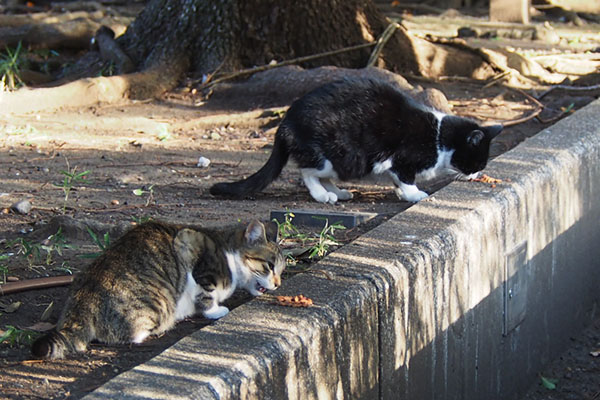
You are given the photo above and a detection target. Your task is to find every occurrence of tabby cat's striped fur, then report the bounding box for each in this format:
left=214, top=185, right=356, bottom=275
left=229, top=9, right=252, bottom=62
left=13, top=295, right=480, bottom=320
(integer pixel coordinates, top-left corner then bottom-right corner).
left=31, top=219, right=284, bottom=359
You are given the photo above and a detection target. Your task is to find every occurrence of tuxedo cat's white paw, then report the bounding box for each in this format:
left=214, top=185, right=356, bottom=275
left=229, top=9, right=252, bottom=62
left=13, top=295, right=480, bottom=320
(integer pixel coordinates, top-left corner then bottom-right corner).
left=320, top=179, right=353, bottom=201
left=203, top=305, right=229, bottom=319
left=312, top=191, right=338, bottom=204
left=403, top=190, right=429, bottom=202
left=336, top=190, right=353, bottom=201
left=395, top=185, right=429, bottom=202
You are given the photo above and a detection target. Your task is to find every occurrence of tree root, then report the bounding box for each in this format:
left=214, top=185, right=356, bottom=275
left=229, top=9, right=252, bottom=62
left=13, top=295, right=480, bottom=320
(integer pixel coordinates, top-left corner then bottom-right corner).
left=0, top=10, right=130, bottom=49
left=0, top=59, right=185, bottom=115
left=93, top=26, right=135, bottom=74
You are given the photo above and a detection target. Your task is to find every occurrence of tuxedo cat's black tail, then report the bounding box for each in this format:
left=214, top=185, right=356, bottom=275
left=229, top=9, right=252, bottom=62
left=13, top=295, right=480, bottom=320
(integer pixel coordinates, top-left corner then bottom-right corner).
left=210, top=130, right=290, bottom=198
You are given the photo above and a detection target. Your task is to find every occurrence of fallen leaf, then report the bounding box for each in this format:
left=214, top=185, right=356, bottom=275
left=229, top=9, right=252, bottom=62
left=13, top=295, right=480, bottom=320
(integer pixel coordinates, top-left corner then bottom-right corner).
left=540, top=375, right=558, bottom=390
left=284, top=247, right=311, bottom=258
left=0, top=301, right=21, bottom=313
left=40, top=302, right=54, bottom=322
left=25, top=322, right=55, bottom=332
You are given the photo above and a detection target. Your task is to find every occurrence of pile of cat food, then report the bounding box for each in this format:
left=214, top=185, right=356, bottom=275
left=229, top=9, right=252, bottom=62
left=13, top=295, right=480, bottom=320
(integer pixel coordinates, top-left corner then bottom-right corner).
left=470, top=173, right=503, bottom=188
left=276, top=294, right=313, bottom=307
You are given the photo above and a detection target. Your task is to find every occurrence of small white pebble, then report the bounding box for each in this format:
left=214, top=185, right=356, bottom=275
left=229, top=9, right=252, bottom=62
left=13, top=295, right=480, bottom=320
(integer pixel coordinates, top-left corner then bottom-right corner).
left=197, top=156, right=211, bottom=168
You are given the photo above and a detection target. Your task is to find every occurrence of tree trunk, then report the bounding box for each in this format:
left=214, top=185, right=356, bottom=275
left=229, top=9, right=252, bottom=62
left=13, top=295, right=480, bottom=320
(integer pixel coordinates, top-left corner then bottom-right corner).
left=116, top=0, right=423, bottom=79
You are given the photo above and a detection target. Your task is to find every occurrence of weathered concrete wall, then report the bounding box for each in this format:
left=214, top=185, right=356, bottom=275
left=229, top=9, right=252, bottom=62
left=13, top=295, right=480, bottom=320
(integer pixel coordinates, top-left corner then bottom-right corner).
left=84, top=99, right=600, bottom=400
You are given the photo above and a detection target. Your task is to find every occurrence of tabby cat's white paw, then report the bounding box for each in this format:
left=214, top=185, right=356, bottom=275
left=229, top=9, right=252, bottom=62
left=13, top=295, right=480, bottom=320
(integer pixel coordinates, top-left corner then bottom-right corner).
left=203, top=305, right=229, bottom=319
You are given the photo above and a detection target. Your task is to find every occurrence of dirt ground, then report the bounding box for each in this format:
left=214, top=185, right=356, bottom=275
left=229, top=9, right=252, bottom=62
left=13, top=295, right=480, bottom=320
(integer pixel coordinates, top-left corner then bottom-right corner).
left=1, top=2, right=600, bottom=400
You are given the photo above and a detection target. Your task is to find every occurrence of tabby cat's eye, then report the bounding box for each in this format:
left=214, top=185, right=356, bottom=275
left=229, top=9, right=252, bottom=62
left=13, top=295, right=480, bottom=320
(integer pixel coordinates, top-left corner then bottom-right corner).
left=267, top=261, right=275, bottom=271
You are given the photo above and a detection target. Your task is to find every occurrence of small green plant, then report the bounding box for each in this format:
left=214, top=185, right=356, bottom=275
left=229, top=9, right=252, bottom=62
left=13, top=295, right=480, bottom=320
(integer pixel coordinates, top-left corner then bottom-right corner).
left=11, top=237, right=42, bottom=269
left=99, top=60, right=116, bottom=77
left=6, top=228, right=74, bottom=270
left=40, top=228, right=75, bottom=265
left=540, top=375, right=558, bottom=390
left=0, top=42, right=24, bottom=91
left=0, top=325, right=38, bottom=347
left=133, top=185, right=155, bottom=206
left=273, top=212, right=346, bottom=261
left=273, top=212, right=304, bottom=242
left=55, top=159, right=90, bottom=213
left=31, top=48, right=59, bottom=74
left=81, top=227, right=110, bottom=259
left=54, top=261, right=74, bottom=275
left=0, top=255, right=9, bottom=284
left=308, top=218, right=346, bottom=259
left=132, top=215, right=153, bottom=225
left=156, top=125, right=171, bottom=141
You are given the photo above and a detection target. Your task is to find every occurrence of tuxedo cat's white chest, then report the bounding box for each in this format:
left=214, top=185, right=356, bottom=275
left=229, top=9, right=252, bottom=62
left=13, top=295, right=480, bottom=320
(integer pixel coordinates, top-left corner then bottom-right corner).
left=416, top=148, right=454, bottom=181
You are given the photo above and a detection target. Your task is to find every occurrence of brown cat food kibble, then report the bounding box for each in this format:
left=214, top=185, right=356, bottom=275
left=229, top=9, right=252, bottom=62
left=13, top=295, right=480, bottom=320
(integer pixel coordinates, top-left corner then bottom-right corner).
left=470, top=173, right=502, bottom=187
left=276, top=294, right=313, bottom=307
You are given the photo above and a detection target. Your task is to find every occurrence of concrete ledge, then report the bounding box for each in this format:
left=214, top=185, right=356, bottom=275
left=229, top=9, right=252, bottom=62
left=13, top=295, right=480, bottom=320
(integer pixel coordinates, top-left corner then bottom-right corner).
left=84, top=99, right=600, bottom=399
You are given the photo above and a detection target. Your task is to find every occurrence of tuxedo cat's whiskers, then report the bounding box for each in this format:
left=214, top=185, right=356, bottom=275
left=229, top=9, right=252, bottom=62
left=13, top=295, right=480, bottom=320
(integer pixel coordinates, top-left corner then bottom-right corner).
left=210, top=78, right=502, bottom=203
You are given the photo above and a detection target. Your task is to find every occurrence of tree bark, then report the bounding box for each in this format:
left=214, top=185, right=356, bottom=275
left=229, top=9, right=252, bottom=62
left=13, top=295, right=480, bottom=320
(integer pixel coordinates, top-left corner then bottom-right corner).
left=116, top=0, right=421, bottom=78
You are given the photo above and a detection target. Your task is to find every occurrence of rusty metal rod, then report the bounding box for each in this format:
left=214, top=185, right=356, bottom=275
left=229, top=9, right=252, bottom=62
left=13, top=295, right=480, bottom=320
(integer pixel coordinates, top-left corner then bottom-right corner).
left=0, top=275, right=74, bottom=296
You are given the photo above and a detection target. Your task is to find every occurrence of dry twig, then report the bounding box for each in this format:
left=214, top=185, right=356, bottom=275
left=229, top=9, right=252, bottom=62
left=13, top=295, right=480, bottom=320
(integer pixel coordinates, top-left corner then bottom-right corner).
left=195, top=42, right=376, bottom=89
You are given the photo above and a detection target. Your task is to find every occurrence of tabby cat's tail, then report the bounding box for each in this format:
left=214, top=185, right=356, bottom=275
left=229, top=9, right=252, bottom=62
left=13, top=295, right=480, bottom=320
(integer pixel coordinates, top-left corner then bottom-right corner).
left=31, top=329, right=85, bottom=359
left=210, top=129, right=290, bottom=198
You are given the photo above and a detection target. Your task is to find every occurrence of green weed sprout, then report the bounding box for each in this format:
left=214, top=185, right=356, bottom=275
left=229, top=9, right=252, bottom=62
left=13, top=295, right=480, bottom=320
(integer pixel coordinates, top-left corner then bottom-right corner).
left=273, top=212, right=346, bottom=261
left=41, top=227, right=75, bottom=265
left=0, top=42, right=24, bottom=91
left=55, top=159, right=90, bottom=213
left=0, top=325, right=38, bottom=347
left=0, top=255, right=9, bottom=284
left=81, top=227, right=110, bottom=259
left=308, top=218, right=346, bottom=259
left=133, top=185, right=155, bottom=206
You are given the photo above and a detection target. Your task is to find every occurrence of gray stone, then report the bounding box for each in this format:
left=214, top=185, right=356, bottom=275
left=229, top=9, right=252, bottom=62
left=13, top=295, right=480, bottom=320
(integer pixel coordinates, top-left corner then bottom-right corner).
left=10, top=199, right=32, bottom=215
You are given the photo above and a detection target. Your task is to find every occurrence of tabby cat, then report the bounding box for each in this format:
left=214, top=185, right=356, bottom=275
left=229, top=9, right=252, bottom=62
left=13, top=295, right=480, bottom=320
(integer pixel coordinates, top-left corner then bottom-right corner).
left=210, top=78, right=502, bottom=204
left=31, top=219, right=285, bottom=359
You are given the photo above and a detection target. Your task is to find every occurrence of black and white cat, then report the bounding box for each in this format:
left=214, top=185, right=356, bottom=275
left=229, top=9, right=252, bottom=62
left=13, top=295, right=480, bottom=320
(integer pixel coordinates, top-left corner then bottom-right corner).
left=210, top=78, right=502, bottom=204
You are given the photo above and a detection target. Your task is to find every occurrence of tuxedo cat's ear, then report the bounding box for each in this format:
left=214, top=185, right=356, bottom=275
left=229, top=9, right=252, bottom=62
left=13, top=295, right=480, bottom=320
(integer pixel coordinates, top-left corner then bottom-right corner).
left=245, top=220, right=267, bottom=244
left=467, top=130, right=485, bottom=147
left=264, top=221, right=280, bottom=243
left=485, top=124, right=503, bottom=138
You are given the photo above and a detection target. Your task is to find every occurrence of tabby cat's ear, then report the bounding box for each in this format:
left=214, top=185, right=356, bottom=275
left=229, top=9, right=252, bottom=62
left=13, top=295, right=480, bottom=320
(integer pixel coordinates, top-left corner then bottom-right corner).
left=245, top=220, right=266, bottom=245
left=264, top=221, right=279, bottom=243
